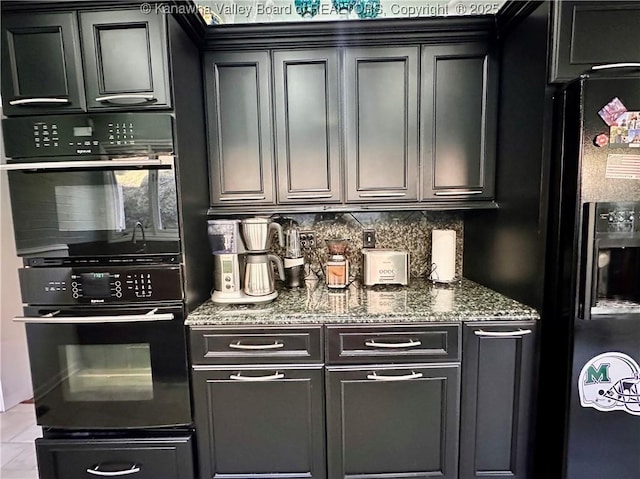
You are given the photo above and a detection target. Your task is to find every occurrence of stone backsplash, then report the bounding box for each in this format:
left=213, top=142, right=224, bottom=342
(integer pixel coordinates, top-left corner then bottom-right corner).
left=263, top=211, right=464, bottom=284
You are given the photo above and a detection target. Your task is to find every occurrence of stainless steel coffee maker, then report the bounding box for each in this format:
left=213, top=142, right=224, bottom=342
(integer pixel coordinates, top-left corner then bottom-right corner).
left=208, top=218, right=284, bottom=304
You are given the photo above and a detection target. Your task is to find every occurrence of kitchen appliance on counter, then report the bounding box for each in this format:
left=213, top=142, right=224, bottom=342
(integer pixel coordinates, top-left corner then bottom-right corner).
left=429, top=229, right=457, bottom=283
left=325, top=238, right=349, bottom=289
left=284, top=227, right=305, bottom=288
left=209, top=217, right=284, bottom=303
left=362, top=249, right=410, bottom=286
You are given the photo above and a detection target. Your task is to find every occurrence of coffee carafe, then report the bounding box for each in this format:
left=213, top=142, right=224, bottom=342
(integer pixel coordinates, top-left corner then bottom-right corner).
left=241, top=217, right=284, bottom=252
left=244, top=254, right=285, bottom=296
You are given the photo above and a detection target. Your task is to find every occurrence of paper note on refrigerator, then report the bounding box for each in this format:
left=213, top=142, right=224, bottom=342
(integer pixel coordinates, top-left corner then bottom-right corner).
left=605, top=154, right=640, bottom=180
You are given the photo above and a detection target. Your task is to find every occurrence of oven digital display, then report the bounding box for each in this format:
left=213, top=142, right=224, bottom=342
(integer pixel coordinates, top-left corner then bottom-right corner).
left=80, top=272, right=111, bottom=298
left=73, top=126, right=93, bottom=137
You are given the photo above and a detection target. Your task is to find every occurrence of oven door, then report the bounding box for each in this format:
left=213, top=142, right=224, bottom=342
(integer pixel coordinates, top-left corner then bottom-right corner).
left=15, top=304, right=191, bottom=429
left=3, top=156, right=179, bottom=259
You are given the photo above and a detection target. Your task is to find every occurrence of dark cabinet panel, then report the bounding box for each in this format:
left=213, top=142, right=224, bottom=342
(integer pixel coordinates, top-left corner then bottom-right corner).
left=326, top=364, right=460, bottom=479
left=550, top=1, right=640, bottom=83
left=190, top=325, right=323, bottom=364
left=205, top=51, right=275, bottom=205
left=1, top=12, right=85, bottom=115
left=344, top=47, right=419, bottom=202
left=36, top=436, right=194, bottom=479
left=459, top=322, right=537, bottom=479
left=274, top=49, right=342, bottom=204
left=193, top=366, right=325, bottom=479
left=80, top=9, right=171, bottom=110
left=421, top=43, right=497, bottom=200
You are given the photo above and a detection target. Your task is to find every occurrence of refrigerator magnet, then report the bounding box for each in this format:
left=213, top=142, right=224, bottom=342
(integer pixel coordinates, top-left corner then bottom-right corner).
left=598, top=97, right=628, bottom=126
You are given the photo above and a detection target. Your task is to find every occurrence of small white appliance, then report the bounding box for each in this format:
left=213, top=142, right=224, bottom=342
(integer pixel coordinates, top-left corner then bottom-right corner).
left=362, top=249, right=409, bottom=286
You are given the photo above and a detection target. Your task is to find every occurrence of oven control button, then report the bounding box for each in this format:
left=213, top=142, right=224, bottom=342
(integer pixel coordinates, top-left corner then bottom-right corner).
left=72, top=293, right=79, bottom=298
left=115, top=292, right=122, bottom=298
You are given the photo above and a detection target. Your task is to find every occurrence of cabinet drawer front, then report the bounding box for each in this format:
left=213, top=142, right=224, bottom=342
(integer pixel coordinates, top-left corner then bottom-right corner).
left=190, top=326, right=323, bottom=364
left=326, top=324, right=460, bottom=364
left=36, top=436, right=194, bottom=479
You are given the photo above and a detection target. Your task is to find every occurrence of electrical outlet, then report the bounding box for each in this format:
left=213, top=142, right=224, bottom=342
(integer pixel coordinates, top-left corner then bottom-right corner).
left=300, top=230, right=316, bottom=251
left=363, top=229, right=376, bottom=248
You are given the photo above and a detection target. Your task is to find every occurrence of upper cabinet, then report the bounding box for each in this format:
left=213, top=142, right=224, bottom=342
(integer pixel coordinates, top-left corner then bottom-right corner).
left=1, top=13, right=85, bottom=115
left=205, top=51, right=275, bottom=206
left=1, top=8, right=171, bottom=115
left=550, top=1, right=640, bottom=83
left=344, top=47, right=419, bottom=203
left=79, top=10, right=171, bottom=110
left=273, top=49, right=342, bottom=204
left=421, top=43, right=497, bottom=200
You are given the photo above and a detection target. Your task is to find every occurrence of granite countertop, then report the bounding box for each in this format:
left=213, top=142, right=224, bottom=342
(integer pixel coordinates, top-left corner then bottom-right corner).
left=186, top=278, right=540, bottom=326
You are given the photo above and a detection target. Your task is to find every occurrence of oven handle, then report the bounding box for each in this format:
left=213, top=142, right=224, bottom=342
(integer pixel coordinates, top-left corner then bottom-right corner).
left=0, top=157, right=173, bottom=171
left=13, top=311, right=174, bottom=324
left=86, top=464, right=141, bottom=476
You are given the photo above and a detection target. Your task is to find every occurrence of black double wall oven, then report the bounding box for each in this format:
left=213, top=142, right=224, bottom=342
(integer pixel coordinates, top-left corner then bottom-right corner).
left=3, top=113, right=195, bottom=478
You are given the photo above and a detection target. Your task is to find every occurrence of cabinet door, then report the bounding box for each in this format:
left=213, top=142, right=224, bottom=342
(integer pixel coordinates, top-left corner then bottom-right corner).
left=421, top=43, right=497, bottom=200
left=205, top=51, right=275, bottom=205
left=80, top=9, right=171, bottom=110
left=326, top=364, right=460, bottom=479
left=274, top=49, right=342, bottom=204
left=344, top=47, right=419, bottom=203
left=36, top=436, right=194, bottom=479
left=459, top=322, right=537, bottom=479
left=193, top=366, right=325, bottom=479
left=550, top=1, right=640, bottom=83
left=1, top=12, right=85, bottom=115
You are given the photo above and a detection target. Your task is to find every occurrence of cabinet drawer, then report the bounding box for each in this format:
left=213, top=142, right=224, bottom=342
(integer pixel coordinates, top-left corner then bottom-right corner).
left=326, top=324, right=460, bottom=364
left=36, top=436, right=194, bottom=479
left=190, top=326, right=323, bottom=364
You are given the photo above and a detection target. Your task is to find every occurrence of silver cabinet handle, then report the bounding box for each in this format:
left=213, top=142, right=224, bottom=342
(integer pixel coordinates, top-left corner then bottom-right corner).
left=95, top=94, right=156, bottom=104
left=228, top=341, right=284, bottom=350
left=14, top=312, right=174, bottom=324
left=9, top=98, right=70, bottom=106
left=287, top=194, right=333, bottom=200
left=434, top=190, right=483, bottom=196
left=230, top=372, right=285, bottom=381
left=367, top=371, right=423, bottom=381
left=364, top=339, right=422, bottom=348
left=218, top=196, right=266, bottom=201
left=86, top=464, right=141, bottom=476
left=0, top=157, right=173, bottom=171
left=591, top=63, right=640, bottom=71
left=474, top=329, right=532, bottom=337
left=359, top=192, right=406, bottom=197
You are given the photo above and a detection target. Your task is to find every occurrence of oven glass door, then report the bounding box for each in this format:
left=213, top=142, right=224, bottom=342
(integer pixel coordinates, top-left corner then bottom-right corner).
left=6, top=157, right=179, bottom=258
left=21, top=305, right=190, bottom=429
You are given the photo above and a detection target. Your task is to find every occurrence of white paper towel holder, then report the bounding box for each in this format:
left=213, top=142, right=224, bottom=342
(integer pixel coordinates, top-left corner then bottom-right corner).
left=429, top=229, right=460, bottom=284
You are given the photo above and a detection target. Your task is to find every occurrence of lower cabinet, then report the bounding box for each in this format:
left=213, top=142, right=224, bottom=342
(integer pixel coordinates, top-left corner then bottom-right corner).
left=192, top=366, right=326, bottom=479
left=459, top=322, right=537, bottom=479
left=36, top=436, right=194, bottom=479
left=326, top=364, right=460, bottom=479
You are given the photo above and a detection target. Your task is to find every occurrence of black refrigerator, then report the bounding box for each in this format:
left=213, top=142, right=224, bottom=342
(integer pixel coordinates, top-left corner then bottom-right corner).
left=543, top=72, right=640, bottom=479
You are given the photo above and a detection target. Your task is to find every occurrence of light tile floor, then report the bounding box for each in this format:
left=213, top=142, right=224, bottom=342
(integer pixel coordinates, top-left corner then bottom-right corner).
left=0, top=403, right=41, bottom=479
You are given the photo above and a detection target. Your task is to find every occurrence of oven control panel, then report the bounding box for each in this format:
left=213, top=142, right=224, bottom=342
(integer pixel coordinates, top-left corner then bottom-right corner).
left=596, top=202, right=638, bottom=234
left=2, top=113, right=173, bottom=158
left=19, top=266, right=182, bottom=305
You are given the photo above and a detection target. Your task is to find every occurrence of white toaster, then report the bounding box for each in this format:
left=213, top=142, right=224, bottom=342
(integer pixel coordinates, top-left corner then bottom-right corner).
left=362, top=249, right=410, bottom=286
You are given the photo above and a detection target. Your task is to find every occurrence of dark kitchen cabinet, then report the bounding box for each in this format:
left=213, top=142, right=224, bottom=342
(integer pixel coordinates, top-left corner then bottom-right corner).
left=205, top=50, right=275, bottom=206
left=459, top=322, right=537, bottom=479
left=550, top=1, right=640, bottom=83
left=192, top=366, right=326, bottom=479
left=273, top=49, right=342, bottom=204
left=1, top=12, right=85, bottom=115
left=36, top=436, right=194, bottom=479
left=326, top=364, right=460, bottom=479
left=421, top=43, right=497, bottom=200
left=80, top=9, right=171, bottom=110
left=344, top=46, right=419, bottom=203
